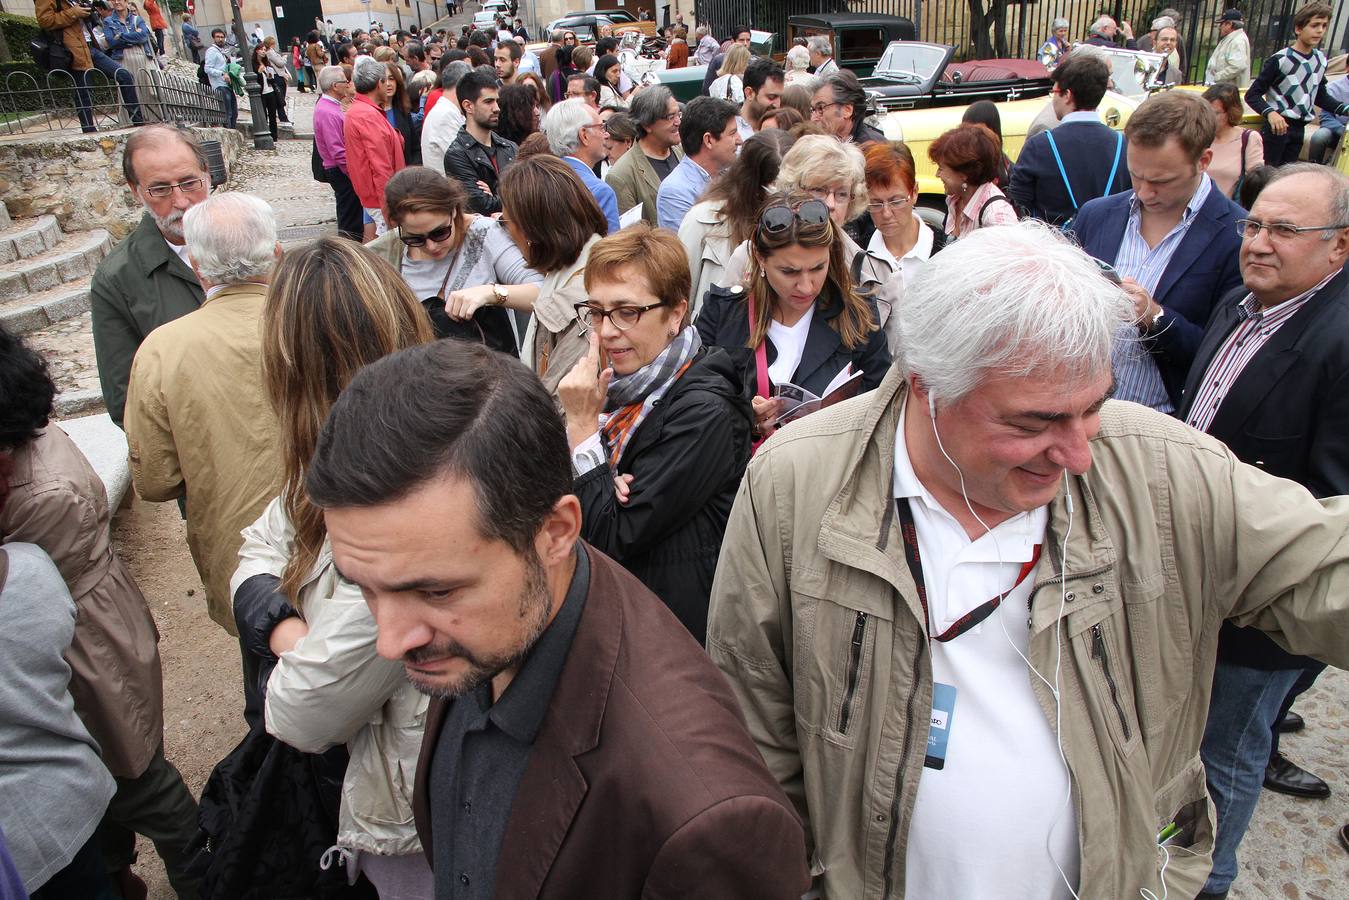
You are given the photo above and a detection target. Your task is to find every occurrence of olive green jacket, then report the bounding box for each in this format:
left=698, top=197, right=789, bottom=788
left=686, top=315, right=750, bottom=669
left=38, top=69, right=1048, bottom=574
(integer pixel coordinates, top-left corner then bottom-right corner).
left=91, top=212, right=204, bottom=427
left=605, top=143, right=682, bottom=227
left=708, top=366, right=1349, bottom=900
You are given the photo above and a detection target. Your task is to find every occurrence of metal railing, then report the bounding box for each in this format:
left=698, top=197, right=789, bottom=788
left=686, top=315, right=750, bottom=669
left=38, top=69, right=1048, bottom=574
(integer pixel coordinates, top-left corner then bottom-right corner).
left=0, top=66, right=228, bottom=136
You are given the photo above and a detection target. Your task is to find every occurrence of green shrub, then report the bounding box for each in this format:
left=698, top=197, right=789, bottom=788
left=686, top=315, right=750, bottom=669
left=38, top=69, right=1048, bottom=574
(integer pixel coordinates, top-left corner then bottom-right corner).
left=1, top=13, right=41, bottom=64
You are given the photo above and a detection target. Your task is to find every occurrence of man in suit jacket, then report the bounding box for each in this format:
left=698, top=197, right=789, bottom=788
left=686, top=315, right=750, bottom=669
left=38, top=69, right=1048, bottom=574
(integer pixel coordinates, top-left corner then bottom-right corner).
left=1008, top=52, right=1128, bottom=226
left=1070, top=91, right=1244, bottom=413
left=306, top=339, right=811, bottom=900
left=1177, top=164, right=1349, bottom=900
left=606, top=85, right=683, bottom=226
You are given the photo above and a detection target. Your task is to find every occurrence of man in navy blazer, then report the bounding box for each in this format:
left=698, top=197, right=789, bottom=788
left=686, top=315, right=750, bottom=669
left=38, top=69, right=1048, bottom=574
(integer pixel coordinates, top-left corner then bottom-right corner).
left=1008, top=52, right=1129, bottom=226
left=1070, top=91, right=1244, bottom=412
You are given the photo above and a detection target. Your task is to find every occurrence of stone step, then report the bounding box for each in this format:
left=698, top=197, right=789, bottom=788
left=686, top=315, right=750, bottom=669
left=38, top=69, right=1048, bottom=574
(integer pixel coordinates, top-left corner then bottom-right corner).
left=0, top=277, right=93, bottom=334
left=0, top=230, right=111, bottom=305
left=0, top=215, right=64, bottom=265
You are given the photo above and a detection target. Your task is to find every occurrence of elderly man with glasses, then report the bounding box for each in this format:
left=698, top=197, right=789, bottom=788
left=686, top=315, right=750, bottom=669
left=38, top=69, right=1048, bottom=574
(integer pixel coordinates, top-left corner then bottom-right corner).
left=1179, top=162, right=1349, bottom=900
left=91, top=125, right=210, bottom=428
left=313, top=64, right=362, bottom=240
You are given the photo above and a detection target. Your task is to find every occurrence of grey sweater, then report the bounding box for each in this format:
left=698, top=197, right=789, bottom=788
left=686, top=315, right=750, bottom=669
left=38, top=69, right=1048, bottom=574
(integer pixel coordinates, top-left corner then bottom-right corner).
left=0, top=543, right=116, bottom=892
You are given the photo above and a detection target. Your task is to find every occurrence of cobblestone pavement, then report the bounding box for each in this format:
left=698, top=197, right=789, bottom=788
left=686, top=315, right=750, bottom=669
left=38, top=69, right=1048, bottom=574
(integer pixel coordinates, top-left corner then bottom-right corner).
left=29, top=310, right=99, bottom=405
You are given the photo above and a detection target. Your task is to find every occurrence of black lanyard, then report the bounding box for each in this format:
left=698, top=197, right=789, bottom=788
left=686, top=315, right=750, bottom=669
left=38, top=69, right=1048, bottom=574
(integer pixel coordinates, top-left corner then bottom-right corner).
left=895, top=499, right=1041, bottom=642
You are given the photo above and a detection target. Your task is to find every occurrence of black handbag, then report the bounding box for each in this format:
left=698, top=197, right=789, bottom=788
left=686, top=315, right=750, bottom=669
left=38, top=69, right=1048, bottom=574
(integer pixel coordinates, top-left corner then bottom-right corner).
left=31, top=30, right=74, bottom=72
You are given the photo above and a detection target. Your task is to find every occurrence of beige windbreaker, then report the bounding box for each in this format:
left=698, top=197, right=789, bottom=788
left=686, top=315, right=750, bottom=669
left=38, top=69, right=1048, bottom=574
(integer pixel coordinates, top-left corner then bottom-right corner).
left=234, top=497, right=428, bottom=857
left=708, top=367, right=1349, bottom=900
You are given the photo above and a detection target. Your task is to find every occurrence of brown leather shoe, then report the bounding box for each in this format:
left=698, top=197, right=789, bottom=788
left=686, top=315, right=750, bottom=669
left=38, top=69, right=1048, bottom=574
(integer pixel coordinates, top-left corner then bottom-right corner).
left=111, top=867, right=148, bottom=900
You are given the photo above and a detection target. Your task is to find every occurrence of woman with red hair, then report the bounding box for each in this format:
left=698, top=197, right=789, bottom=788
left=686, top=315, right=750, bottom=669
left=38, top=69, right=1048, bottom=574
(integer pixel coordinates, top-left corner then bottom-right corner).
left=929, top=123, right=1017, bottom=239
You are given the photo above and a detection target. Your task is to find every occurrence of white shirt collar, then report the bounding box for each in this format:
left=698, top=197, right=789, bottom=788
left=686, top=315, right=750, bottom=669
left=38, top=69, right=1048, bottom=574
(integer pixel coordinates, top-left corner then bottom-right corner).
left=868, top=214, right=936, bottom=264
left=1058, top=110, right=1102, bottom=125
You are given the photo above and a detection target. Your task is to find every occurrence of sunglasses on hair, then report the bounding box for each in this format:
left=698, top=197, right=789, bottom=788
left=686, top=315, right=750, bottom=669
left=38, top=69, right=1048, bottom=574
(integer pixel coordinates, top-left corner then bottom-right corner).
left=399, top=222, right=455, bottom=246
left=757, top=199, right=830, bottom=235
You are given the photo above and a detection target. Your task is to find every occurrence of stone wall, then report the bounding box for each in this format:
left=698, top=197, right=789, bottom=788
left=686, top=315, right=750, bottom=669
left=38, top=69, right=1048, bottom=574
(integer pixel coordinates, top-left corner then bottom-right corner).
left=0, top=126, right=246, bottom=240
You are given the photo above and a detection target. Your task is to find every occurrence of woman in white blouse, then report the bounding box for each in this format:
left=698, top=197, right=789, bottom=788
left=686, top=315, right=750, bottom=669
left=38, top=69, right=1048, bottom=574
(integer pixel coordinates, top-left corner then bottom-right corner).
left=862, top=140, right=944, bottom=289
left=708, top=45, right=750, bottom=103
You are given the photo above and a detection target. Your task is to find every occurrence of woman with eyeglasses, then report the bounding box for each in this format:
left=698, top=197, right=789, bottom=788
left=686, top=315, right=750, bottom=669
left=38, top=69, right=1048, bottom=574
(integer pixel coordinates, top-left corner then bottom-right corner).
left=863, top=140, right=944, bottom=289
left=697, top=191, right=891, bottom=441
left=237, top=236, right=436, bottom=897
left=719, top=136, right=903, bottom=348
left=557, top=224, right=752, bottom=641
left=369, top=166, right=541, bottom=353
left=502, top=155, right=609, bottom=396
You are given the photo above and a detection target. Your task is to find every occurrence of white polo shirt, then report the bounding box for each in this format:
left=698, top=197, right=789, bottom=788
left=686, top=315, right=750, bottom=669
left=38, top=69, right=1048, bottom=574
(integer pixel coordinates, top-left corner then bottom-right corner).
left=894, top=398, right=1079, bottom=898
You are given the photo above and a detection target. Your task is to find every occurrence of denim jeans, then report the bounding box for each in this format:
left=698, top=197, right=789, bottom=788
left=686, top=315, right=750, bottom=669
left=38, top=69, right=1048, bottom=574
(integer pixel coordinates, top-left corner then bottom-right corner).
left=1200, top=661, right=1305, bottom=893
left=214, top=84, right=238, bottom=129
left=73, top=47, right=143, bottom=132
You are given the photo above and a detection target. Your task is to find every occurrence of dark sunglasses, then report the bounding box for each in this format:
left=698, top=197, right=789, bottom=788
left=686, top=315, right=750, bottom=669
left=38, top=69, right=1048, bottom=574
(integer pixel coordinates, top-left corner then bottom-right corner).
left=399, top=222, right=455, bottom=247
left=758, top=199, right=830, bottom=236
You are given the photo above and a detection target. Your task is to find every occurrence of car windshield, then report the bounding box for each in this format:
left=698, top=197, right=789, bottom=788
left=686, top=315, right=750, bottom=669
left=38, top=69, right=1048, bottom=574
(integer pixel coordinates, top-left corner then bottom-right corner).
left=874, top=42, right=947, bottom=83
left=1081, top=45, right=1166, bottom=98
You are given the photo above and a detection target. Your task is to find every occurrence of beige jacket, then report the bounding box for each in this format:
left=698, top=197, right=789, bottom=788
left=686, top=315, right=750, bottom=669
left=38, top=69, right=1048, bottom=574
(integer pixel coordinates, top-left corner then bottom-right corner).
left=678, top=199, right=734, bottom=318
left=522, top=234, right=601, bottom=397
left=708, top=367, right=1349, bottom=900
left=1, top=426, right=162, bottom=778
left=124, top=282, right=282, bottom=634
left=234, top=497, right=428, bottom=857
left=605, top=144, right=682, bottom=226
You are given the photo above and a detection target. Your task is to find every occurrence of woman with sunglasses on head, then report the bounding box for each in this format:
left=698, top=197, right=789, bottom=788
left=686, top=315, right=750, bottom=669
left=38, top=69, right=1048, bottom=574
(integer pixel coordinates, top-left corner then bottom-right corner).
left=503, top=155, right=609, bottom=396
left=370, top=166, right=541, bottom=353
left=697, top=191, right=890, bottom=441
left=557, top=224, right=752, bottom=642
left=236, top=236, right=436, bottom=898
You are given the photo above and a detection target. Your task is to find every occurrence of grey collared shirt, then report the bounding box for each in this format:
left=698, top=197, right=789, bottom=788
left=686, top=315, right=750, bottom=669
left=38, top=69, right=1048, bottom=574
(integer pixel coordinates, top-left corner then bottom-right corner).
left=429, top=544, right=589, bottom=900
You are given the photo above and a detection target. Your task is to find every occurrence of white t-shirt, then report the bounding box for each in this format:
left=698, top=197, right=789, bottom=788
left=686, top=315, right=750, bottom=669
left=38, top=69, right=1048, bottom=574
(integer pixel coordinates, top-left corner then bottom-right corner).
left=165, top=237, right=191, bottom=266
left=867, top=215, right=935, bottom=289
left=893, top=399, right=1080, bottom=899
left=766, top=306, right=814, bottom=386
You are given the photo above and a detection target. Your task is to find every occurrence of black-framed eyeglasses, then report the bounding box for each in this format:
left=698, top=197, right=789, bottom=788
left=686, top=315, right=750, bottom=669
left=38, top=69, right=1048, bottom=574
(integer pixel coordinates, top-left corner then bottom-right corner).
left=1236, top=218, right=1349, bottom=240
left=758, top=199, right=830, bottom=235
left=142, top=177, right=205, bottom=199
left=573, top=301, right=664, bottom=331
left=400, top=221, right=455, bottom=246
left=810, top=100, right=842, bottom=115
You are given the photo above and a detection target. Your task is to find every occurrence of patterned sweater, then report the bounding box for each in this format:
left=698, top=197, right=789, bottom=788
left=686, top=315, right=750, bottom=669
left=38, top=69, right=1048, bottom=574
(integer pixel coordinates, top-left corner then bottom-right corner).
left=1245, top=45, right=1348, bottom=123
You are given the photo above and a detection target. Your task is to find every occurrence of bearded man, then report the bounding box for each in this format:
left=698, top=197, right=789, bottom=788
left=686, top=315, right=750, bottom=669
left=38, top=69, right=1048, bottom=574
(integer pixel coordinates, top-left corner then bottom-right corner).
left=91, top=125, right=209, bottom=427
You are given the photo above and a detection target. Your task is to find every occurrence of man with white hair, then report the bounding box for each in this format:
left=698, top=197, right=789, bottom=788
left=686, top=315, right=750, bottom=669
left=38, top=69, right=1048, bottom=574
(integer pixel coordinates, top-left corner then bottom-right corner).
left=708, top=220, right=1349, bottom=899
left=1086, top=13, right=1136, bottom=48
left=807, top=35, right=837, bottom=78
left=544, top=98, right=620, bottom=233
left=91, top=124, right=209, bottom=428
left=345, top=54, right=405, bottom=236
left=123, top=192, right=283, bottom=634
left=313, top=64, right=361, bottom=240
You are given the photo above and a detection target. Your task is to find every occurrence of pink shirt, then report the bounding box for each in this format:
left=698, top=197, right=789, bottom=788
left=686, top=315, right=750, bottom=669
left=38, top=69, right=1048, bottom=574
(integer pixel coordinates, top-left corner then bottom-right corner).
left=947, top=181, right=1016, bottom=239
left=1207, top=128, right=1264, bottom=200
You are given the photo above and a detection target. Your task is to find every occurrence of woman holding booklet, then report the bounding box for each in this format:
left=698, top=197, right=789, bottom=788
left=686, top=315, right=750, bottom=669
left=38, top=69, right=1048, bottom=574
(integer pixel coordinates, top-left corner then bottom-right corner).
left=696, top=191, right=891, bottom=442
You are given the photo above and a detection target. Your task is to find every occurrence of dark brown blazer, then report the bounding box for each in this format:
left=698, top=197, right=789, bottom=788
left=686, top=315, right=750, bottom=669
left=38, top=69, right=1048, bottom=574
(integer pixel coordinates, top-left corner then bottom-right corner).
left=412, top=544, right=810, bottom=899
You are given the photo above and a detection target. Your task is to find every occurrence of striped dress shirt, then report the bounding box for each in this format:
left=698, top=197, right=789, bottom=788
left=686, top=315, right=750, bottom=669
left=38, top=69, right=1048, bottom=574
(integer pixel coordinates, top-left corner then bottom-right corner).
left=1184, top=270, right=1337, bottom=433
left=1111, top=175, right=1213, bottom=414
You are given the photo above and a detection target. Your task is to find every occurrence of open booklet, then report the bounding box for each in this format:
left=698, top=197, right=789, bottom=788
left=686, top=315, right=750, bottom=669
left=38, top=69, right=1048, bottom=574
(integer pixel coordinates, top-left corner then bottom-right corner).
left=773, top=366, right=865, bottom=427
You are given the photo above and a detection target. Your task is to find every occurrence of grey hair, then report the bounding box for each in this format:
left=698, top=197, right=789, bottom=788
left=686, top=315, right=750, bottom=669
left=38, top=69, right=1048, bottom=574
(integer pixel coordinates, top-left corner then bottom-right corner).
left=785, top=45, right=810, bottom=71
left=895, top=220, right=1133, bottom=407
left=695, top=25, right=708, bottom=38
left=1090, top=15, right=1115, bottom=35
left=183, top=192, right=278, bottom=285
left=353, top=55, right=386, bottom=92
left=775, top=134, right=867, bottom=222
left=440, top=59, right=470, bottom=90
left=1267, top=163, right=1349, bottom=240
left=1052, top=17, right=1069, bottom=29
left=542, top=98, right=592, bottom=157
left=550, top=29, right=565, bottom=42
left=806, top=35, right=833, bottom=57
left=1151, top=16, right=1176, bottom=31
left=628, top=84, right=674, bottom=136
left=317, top=64, right=348, bottom=92
left=410, top=69, right=437, bottom=92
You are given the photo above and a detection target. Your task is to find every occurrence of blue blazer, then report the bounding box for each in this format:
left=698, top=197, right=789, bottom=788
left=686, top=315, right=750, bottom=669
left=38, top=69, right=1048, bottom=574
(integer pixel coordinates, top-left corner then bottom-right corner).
left=1070, top=183, right=1245, bottom=408
left=562, top=155, right=620, bottom=235
left=1006, top=121, right=1129, bottom=226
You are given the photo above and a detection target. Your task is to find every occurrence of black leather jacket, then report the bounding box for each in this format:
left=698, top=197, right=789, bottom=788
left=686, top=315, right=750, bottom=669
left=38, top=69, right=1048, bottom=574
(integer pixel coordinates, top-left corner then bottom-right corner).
left=442, top=128, right=518, bottom=214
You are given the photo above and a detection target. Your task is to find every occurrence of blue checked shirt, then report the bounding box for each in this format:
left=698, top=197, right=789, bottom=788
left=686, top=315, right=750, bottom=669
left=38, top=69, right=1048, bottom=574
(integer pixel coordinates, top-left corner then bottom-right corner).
left=1110, top=175, right=1213, bottom=413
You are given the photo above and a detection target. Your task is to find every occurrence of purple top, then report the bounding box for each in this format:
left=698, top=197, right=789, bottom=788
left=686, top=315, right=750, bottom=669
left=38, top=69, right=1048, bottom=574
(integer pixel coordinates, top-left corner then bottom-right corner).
left=0, top=822, right=26, bottom=899
left=313, top=94, right=348, bottom=172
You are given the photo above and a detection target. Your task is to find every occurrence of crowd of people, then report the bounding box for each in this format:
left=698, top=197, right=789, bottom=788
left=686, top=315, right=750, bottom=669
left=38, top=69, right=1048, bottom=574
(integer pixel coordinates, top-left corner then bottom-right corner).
left=4, top=3, right=1349, bottom=900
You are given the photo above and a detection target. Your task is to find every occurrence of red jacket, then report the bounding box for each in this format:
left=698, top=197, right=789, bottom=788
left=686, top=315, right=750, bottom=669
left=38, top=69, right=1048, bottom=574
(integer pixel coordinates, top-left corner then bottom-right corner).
left=342, top=93, right=405, bottom=210
left=141, top=0, right=168, bottom=31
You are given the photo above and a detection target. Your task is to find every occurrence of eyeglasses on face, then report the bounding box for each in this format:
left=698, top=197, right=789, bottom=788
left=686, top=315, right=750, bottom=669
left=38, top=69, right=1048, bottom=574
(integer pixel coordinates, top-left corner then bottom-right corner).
left=804, top=186, right=853, bottom=205
left=1236, top=218, right=1349, bottom=240
left=810, top=100, right=841, bottom=115
left=399, top=221, right=455, bottom=246
left=142, top=177, right=205, bottom=199
left=573, top=301, right=664, bottom=331
left=758, top=199, right=830, bottom=235
left=867, top=196, right=912, bottom=214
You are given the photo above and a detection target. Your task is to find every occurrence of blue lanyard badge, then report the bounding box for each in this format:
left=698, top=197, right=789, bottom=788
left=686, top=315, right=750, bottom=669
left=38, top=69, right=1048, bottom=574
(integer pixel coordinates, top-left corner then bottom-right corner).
left=924, top=682, right=957, bottom=770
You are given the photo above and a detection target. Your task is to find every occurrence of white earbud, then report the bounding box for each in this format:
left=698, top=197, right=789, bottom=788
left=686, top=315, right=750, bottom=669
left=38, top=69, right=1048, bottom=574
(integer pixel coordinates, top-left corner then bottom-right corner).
left=928, top=393, right=936, bottom=419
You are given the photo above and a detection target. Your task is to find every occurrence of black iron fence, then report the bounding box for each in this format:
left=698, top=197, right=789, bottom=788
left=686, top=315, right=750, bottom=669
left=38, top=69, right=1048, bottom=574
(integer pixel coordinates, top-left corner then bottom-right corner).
left=696, top=0, right=1349, bottom=82
left=0, top=66, right=227, bottom=136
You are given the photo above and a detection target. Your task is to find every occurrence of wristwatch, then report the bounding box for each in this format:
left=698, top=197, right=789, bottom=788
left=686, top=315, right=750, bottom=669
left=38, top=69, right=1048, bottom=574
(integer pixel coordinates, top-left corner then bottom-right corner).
left=1147, top=305, right=1166, bottom=332
left=491, top=283, right=509, bottom=306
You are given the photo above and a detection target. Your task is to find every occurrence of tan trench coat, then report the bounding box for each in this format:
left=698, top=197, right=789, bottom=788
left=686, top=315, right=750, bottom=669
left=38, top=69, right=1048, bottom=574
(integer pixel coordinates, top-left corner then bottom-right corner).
left=1, top=426, right=162, bottom=778
left=124, top=282, right=282, bottom=634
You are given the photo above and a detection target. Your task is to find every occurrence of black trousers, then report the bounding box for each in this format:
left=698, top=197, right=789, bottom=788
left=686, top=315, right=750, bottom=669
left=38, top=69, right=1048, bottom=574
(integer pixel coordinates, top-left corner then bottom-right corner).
left=1261, top=118, right=1307, bottom=166
left=327, top=167, right=364, bottom=240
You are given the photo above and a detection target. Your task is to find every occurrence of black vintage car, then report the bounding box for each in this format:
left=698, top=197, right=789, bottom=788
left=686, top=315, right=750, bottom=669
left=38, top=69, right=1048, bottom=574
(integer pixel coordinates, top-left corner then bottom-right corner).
left=786, top=13, right=918, bottom=77
left=861, top=42, right=1054, bottom=113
